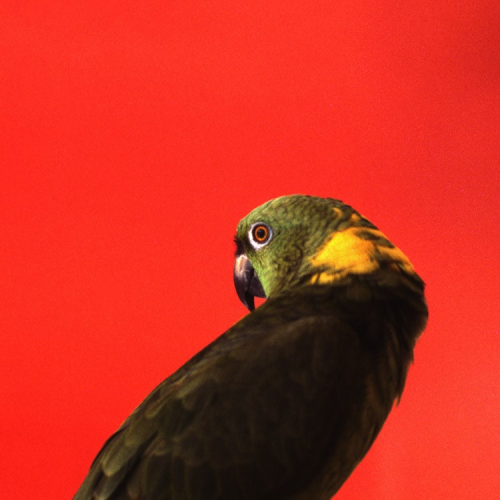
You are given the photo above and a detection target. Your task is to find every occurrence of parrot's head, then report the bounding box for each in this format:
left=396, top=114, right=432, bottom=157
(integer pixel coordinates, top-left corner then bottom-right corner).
left=234, top=194, right=421, bottom=310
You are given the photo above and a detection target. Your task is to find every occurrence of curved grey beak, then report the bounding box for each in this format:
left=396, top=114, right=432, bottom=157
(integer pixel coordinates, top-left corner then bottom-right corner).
left=233, top=254, right=266, bottom=311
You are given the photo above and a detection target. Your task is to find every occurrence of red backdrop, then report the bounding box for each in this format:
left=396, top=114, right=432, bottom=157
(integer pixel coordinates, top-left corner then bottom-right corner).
left=1, top=2, right=499, bottom=499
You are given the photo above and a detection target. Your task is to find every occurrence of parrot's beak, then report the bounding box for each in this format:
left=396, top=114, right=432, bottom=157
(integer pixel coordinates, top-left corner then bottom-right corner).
left=233, top=254, right=266, bottom=311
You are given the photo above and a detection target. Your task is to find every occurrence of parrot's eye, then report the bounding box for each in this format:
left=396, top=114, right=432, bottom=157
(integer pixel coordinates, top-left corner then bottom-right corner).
left=249, top=223, right=272, bottom=249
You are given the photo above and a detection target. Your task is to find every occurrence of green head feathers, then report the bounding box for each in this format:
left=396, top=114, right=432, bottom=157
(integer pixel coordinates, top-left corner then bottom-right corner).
left=234, top=195, right=419, bottom=309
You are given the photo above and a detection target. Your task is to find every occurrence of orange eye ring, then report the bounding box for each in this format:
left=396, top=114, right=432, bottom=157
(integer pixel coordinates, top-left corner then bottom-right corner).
left=251, top=224, right=271, bottom=245
left=253, top=225, right=268, bottom=242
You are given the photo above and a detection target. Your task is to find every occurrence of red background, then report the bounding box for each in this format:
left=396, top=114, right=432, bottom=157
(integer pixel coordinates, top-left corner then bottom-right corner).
left=1, top=2, right=499, bottom=499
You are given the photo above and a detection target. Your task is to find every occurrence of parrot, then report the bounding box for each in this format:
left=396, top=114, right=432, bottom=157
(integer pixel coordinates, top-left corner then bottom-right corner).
left=74, top=194, right=428, bottom=500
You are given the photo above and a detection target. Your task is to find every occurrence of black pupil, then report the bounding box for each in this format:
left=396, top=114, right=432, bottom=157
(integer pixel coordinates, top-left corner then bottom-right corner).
left=255, top=227, right=267, bottom=241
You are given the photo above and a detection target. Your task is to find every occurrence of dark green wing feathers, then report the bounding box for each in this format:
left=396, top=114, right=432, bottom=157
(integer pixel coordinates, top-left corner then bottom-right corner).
left=75, top=195, right=427, bottom=500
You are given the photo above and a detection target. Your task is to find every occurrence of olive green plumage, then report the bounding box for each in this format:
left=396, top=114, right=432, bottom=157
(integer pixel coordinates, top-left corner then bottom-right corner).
left=74, top=195, right=427, bottom=500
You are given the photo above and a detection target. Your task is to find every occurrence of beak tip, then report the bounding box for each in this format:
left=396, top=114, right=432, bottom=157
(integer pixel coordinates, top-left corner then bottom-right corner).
left=244, top=293, right=255, bottom=311
left=233, top=254, right=264, bottom=311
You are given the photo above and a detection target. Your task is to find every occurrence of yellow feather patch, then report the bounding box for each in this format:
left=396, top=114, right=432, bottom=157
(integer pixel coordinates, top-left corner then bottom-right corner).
left=310, top=226, right=415, bottom=284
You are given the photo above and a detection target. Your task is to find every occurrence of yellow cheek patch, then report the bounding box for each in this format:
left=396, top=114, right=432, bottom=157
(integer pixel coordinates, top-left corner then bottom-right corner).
left=310, top=227, right=415, bottom=284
